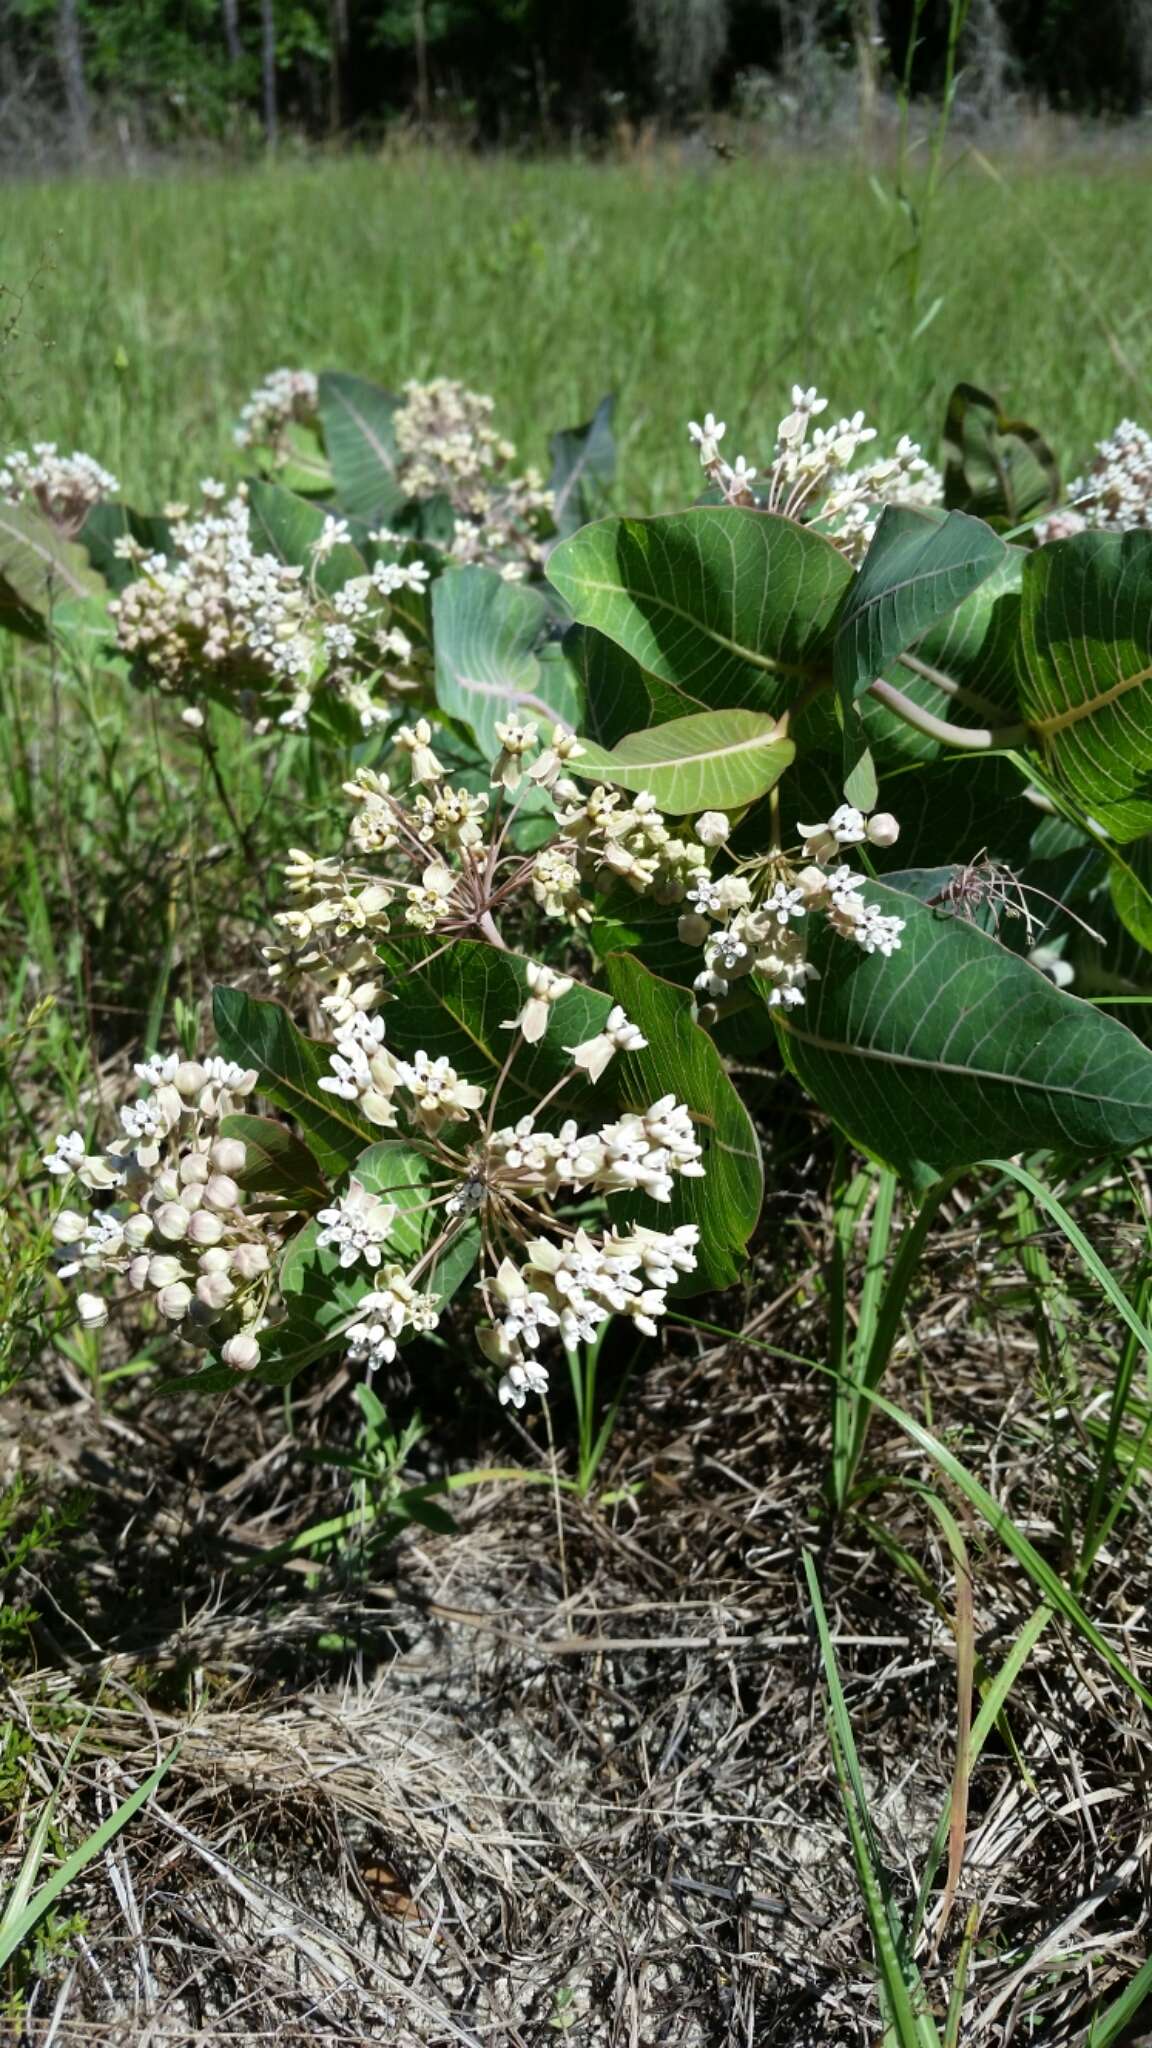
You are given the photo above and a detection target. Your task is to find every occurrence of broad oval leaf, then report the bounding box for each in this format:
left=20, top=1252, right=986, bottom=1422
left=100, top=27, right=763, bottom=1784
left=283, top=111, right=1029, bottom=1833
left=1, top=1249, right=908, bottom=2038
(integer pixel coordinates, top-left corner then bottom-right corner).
left=432, top=565, right=581, bottom=761
left=318, top=369, right=404, bottom=525
left=246, top=478, right=365, bottom=594
left=1018, top=531, right=1152, bottom=843
left=859, top=547, right=1025, bottom=765
left=0, top=503, right=105, bottom=638
left=835, top=505, right=1006, bottom=710
left=561, top=623, right=690, bottom=747
left=775, top=881, right=1152, bottom=1178
left=571, top=709, right=795, bottom=815
left=548, top=394, right=616, bottom=541
left=604, top=954, right=763, bottom=1292
left=213, top=987, right=372, bottom=1179
left=942, top=381, right=1060, bottom=527
left=549, top=507, right=852, bottom=714
left=216, top=1112, right=329, bottom=1208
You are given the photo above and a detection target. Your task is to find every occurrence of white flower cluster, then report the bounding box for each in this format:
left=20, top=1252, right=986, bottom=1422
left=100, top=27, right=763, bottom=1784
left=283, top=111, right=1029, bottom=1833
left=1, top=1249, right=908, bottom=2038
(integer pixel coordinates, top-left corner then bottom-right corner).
left=393, top=377, right=554, bottom=580
left=233, top=368, right=320, bottom=456
left=109, top=481, right=427, bottom=730
left=682, top=804, right=905, bottom=1012
left=0, top=443, right=120, bottom=535
left=44, top=1054, right=281, bottom=1368
left=483, top=1221, right=700, bottom=1407
left=266, top=720, right=592, bottom=1009
left=307, top=990, right=703, bottom=1406
left=689, top=387, right=943, bottom=562
left=1037, top=418, right=1152, bottom=539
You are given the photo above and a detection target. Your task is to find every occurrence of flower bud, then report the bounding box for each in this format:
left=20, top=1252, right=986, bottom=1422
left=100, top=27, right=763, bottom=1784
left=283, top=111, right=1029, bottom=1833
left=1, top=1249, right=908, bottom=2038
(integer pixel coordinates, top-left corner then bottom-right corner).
left=210, top=1137, right=248, bottom=1177
left=127, top=1255, right=151, bottom=1290
left=196, top=1269, right=235, bottom=1311
left=866, top=812, right=899, bottom=848
left=204, top=1173, right=241, bottom=1212
left=153, top=1170, right=181, bottom=1203
left=147, top=1253, right=186, bottom=1289
left=694, top=811, right=731, bottom=847
left=178, top=1184, right=204, bottom=1213
left=123, top=1212, right=154, bottom=1248
left=230, top=1241, right=270, bottom=1280
left=179, top=1150, right=210, bottom=1185
left=198, top=1245, right=233, bottom=1274
left=677, top=913, right=711, bottom=947
left=77, top=1291, right=108, bottom=1329
left=157, top=1281, right=192, bottom=1320
left=52, top=1209, right=88, bottom=1245
left=174, top=1061, right=208, bottom=1098
left=187, top=1208, right=224, bottom=1247
left=222, top=1331, right=261, bottom=1371
left=154, top=1201, right=190, bottom=1242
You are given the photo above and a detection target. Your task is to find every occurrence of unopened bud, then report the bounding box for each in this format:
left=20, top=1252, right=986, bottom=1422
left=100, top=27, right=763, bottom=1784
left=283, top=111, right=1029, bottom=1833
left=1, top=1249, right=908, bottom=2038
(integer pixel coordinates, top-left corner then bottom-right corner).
left=198, top=1245, right=233, bottom=1274
left=154, top=1201, right=190, bottom=1242
left=147, top=1253, right=186, bottom=1289
left=231, top=1241, right=269, bottom=1281
left=694, top=811, right=731, bottom=847
left=52, top=1209, right=87, bottom=1245
left=196, top=1269, right=235, bottom=1311
left=123, top=1212, right=154, bottom=1247
left=187, top=1208, right=224, bottom=1247
left=174, top=1061, right=208, bottom=1098
left=210, top=1137, right=248, bottom=1177
left=204, top=1173, right=241, bottom=1212
left=865, top=811, right=899, bottom=848
left=222, top=1331, right=261, bottom=1371
left=153, top=1170, right=181, bottom=1203
left=157, top=1281, right=193, bottom=1320
left=178, top=1184, right=204, bottom=1213
left=127, top=1255, right=151, bottom=1289
left=179, top=1150, right=210, bottom=1185
left=678, top=913, right=711, bottom=947
left=77, top=1291, right=108, bottom=1329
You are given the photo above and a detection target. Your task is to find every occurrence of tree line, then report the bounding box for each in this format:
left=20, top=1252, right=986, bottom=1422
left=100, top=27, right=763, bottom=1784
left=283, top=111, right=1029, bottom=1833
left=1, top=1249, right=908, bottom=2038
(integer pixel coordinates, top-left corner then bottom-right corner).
left=0, top=0, right=1148, bottom=157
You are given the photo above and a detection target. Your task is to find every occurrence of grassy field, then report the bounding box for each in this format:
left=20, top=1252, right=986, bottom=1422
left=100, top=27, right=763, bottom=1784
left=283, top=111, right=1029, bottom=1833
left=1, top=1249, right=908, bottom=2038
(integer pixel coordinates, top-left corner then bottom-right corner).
left=5, top=153, right=1152, bottom=2045
left=3, top=152, right=1152, bottom=505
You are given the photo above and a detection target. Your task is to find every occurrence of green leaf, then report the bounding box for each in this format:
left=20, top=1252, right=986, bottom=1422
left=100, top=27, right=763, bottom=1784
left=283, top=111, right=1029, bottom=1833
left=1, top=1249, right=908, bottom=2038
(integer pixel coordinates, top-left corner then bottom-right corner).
left=603, top=954, right=762, bottom=1292
left=1109, top=836, right=1152, bottom=951
left=942, top=381, right=1060, bottom=527
left=432, top=564, right=581, bottom=761
left=571, top=709, right=795, bottom=815
left=377, top=935, right=613, bottom=1125
left=80, top=503, right=173, bottom=593
left=834, top=505, right=1006, bottom=710
left=212, top=987, right=372, bottom=1179
left=548, top=394, right=616, bottom=540
left=859, top=548, right=1025, bottom=765
left=246, top=478, right=365, bottom=594
left=775, top=882, right=1152, bottom=1177
left=562, top=622, right=691, bottom=747
left=318, top=370, right=404, bottom=524
left=173, top=1140, right=480, bottom=1393
left=0, top=503, right=106, bottom=638
left=217, top=1112, right=329, bottom=1207
left=548, top=507, right=852, bottom=714
left=1018, top=531, right=1152, bottom=843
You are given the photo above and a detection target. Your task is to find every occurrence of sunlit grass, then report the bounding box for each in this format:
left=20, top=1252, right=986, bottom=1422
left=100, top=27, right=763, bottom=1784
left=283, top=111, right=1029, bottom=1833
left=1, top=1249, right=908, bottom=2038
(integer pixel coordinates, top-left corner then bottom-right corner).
left=3, top=150, right=1151, bottom=510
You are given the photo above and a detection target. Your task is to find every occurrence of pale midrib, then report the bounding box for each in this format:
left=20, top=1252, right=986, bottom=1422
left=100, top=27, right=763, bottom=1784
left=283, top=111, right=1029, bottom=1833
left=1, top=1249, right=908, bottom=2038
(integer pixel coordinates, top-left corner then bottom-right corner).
left=457, top=669, right=574, bottom=730
left=569, top=575, right=816, bottom=680
left=1030, top=660, right=1152, bottom=736
left=781, top=1021, right=1137, bottom=1105
left=0, top=513, right=92, bottom=598
left=613, top=732, right=789, bottom=771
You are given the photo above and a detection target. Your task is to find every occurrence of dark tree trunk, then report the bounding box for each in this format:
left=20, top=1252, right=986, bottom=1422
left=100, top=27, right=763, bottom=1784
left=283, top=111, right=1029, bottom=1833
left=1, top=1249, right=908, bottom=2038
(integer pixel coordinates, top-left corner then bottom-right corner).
left=327, top=0, right=347, bottom=134
left=55, top=0, right=90, bottom=155
left=261, top=0, right=278, bottom=146
left=222, top=0, right=241, bottom=66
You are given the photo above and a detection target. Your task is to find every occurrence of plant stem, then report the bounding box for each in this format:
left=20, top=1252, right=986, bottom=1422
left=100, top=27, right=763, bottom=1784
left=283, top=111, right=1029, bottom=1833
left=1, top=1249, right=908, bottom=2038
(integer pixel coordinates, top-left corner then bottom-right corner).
left=867, top=676, right=1028, bottom=751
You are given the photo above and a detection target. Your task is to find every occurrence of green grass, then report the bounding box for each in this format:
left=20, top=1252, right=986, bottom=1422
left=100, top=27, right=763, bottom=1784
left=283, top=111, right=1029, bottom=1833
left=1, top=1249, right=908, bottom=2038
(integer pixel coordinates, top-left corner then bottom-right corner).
left=2, top=151, right=1152, bottom=509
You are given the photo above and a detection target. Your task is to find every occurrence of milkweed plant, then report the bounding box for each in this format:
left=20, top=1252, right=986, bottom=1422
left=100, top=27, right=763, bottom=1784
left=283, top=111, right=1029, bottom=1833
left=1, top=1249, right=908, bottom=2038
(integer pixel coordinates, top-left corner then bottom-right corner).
left=13, top=365, right=1152, bottom=1408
